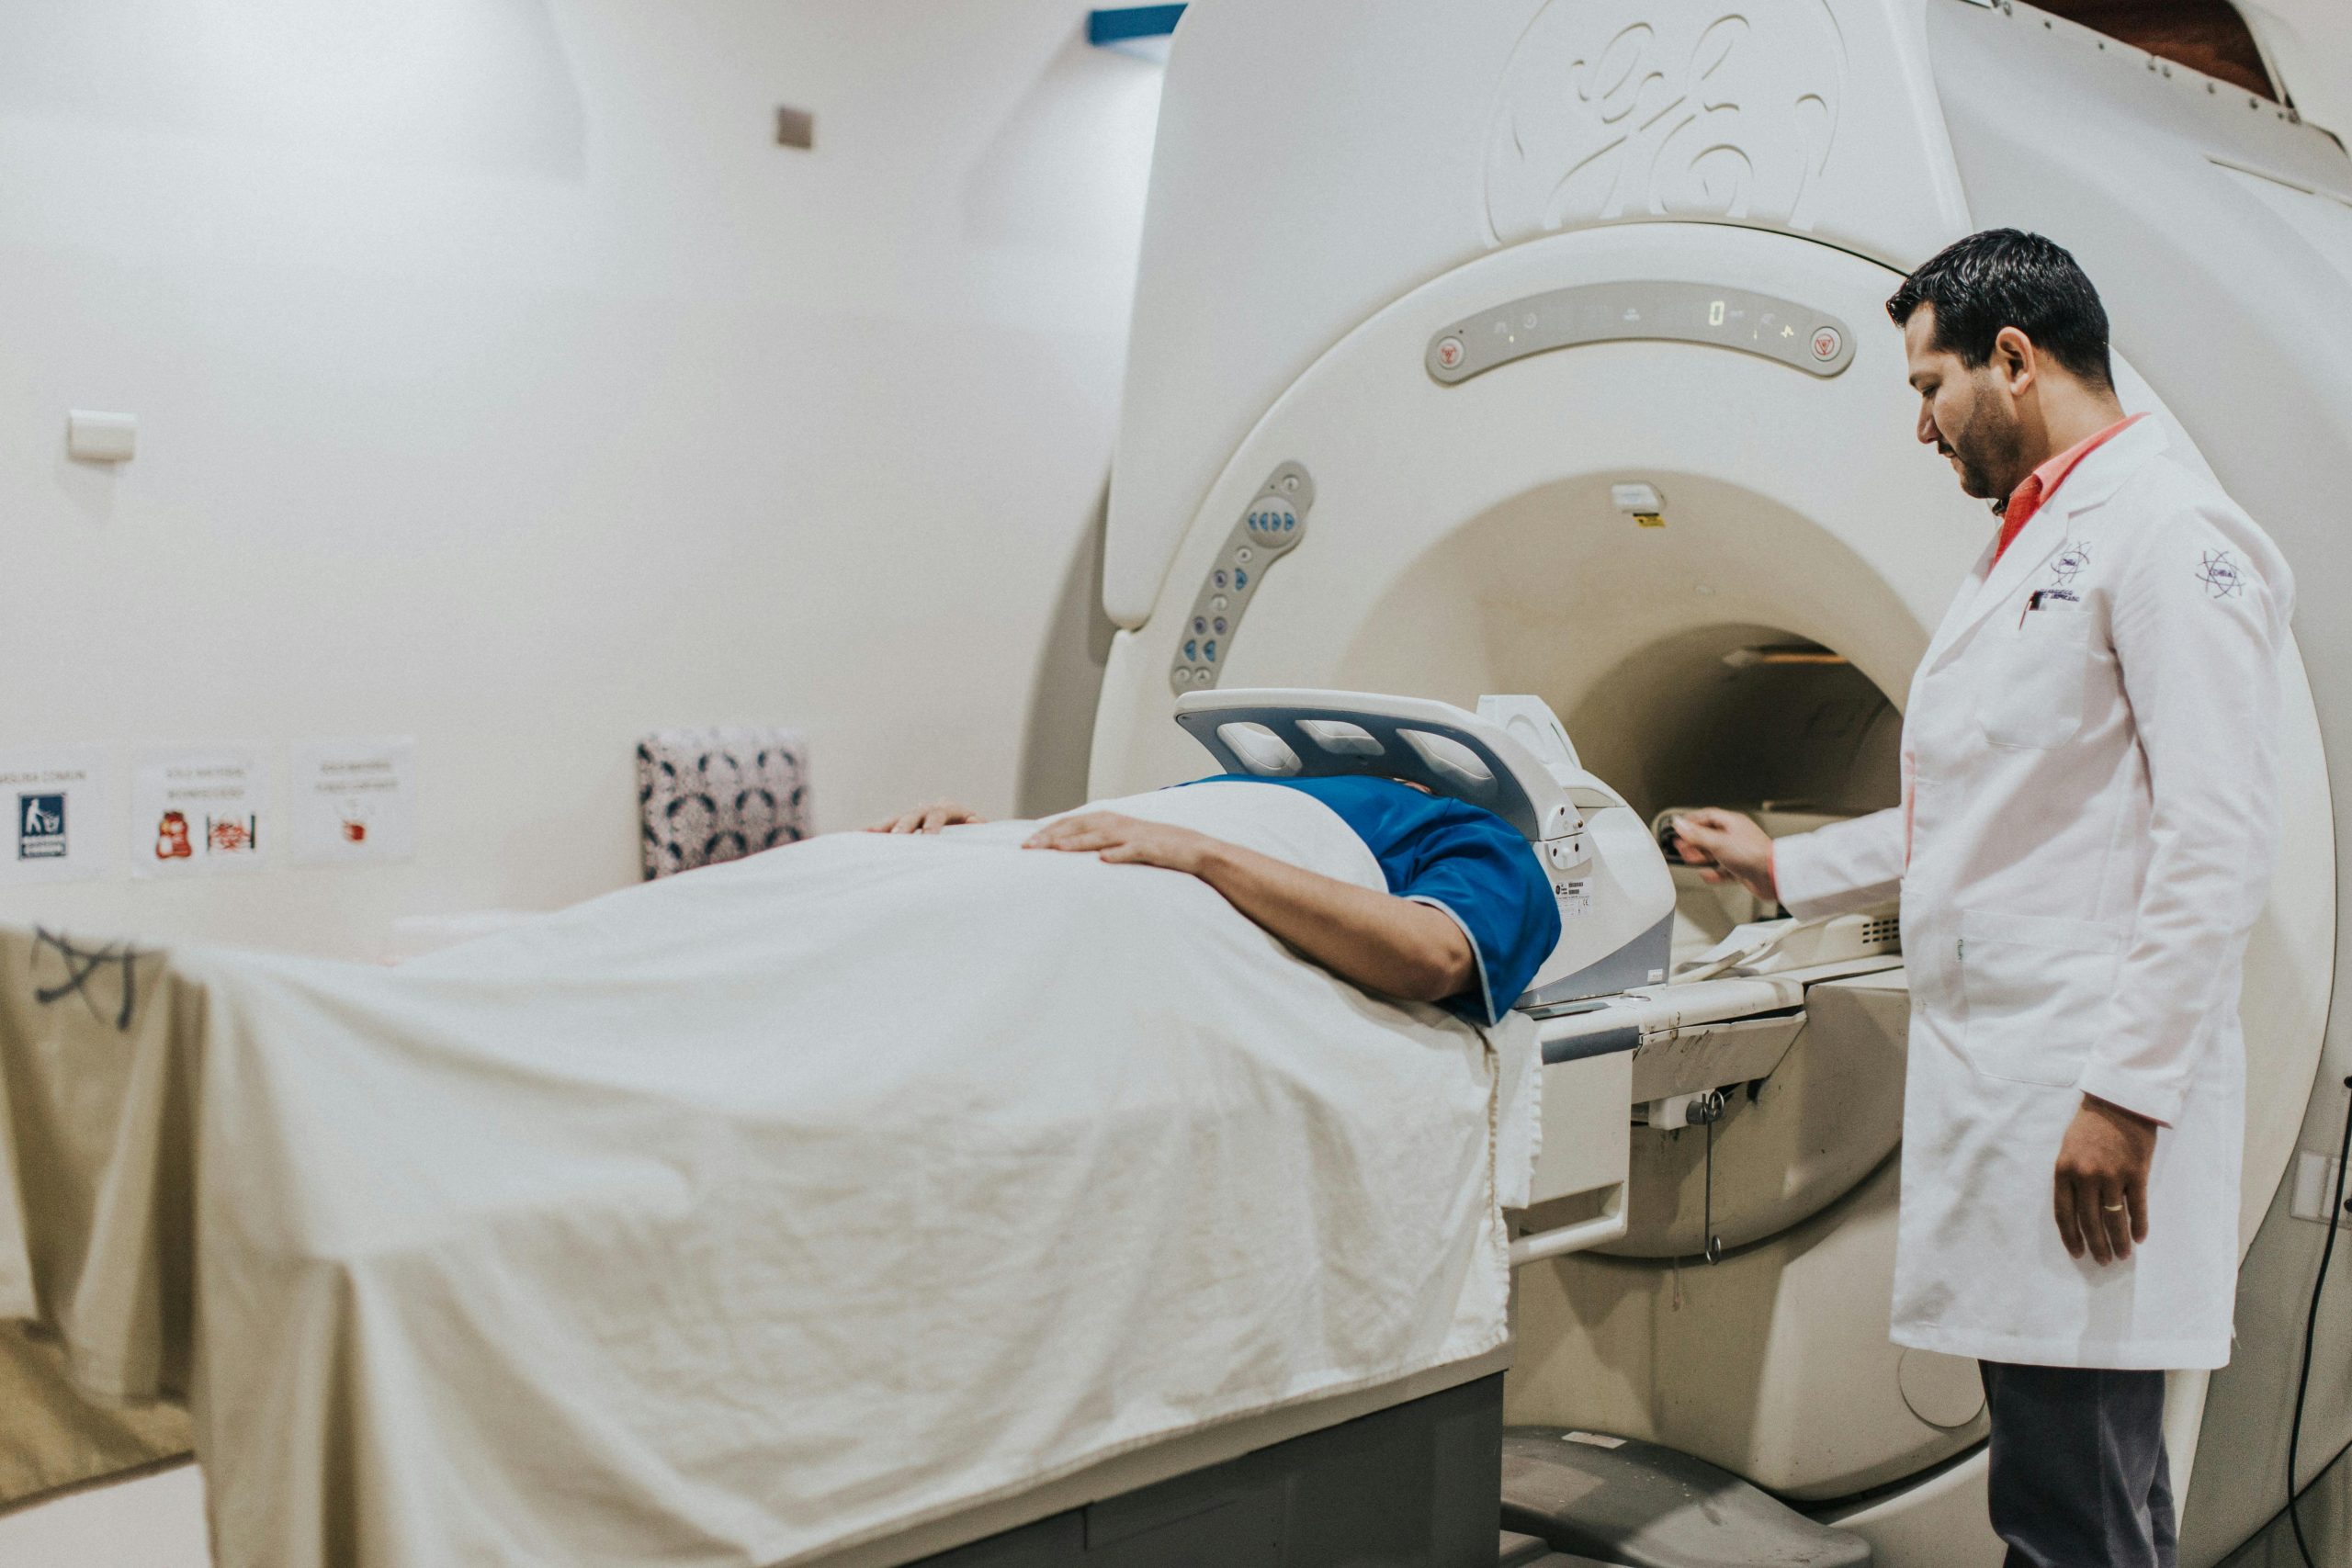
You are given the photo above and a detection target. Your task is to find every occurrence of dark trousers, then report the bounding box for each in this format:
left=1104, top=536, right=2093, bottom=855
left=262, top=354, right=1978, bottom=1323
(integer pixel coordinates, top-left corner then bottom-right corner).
left=1981, top=1361, right=2176, bottom=1568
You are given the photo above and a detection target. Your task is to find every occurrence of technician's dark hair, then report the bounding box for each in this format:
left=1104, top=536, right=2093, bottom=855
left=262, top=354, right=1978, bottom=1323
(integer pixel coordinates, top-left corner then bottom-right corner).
left=1885, top=229, right=2113, bottom=389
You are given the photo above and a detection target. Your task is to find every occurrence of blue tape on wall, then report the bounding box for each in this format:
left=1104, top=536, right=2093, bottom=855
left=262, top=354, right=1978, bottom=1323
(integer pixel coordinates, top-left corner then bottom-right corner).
left=1088, top=6, right=1186, bottom=46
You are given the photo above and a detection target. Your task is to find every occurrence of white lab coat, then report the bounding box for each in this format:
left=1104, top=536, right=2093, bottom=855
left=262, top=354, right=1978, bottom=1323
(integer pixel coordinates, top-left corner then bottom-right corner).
left=1776, top=420, right=2293, bottom=1370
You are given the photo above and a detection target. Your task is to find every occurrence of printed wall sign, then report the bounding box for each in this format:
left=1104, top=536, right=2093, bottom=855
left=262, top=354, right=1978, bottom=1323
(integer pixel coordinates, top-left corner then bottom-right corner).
left=0, top=748, right=110, bottom=886
left=291, top=738, right=416, bottom=865
left=131, top=747, right=268, bottom=878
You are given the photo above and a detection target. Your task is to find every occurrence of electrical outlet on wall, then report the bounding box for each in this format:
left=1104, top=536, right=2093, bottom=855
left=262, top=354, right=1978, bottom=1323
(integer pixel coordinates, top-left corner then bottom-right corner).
left=2290, top=1151, right=2351, bottom=1224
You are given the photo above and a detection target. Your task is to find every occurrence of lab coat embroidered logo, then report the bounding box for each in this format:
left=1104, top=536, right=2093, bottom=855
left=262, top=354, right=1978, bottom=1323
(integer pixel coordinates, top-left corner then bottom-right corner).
left=2198, top=550, right=2246, bottom=599
left=2050, top=542, right=2091, bottom=584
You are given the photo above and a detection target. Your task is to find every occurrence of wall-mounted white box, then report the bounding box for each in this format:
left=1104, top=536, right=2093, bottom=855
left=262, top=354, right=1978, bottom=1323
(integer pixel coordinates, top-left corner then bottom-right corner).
left=66, top=411, right=137, bottom=463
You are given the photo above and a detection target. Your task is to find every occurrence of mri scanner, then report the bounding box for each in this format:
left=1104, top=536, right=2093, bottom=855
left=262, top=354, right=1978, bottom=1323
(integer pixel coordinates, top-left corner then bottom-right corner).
left=1066, top=0, right=2352, bottom=1562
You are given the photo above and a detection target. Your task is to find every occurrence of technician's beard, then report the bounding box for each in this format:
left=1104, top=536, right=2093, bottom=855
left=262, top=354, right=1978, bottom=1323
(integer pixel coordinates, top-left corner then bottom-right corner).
left=1955, top=450, right=2006, bottom=502
left=1944, top=394, right=2027, bottom=502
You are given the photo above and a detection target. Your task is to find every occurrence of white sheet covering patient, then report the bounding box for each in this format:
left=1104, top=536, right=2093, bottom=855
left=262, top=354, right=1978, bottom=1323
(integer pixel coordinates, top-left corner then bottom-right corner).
left=0, top=779, right=1551, bottom=1568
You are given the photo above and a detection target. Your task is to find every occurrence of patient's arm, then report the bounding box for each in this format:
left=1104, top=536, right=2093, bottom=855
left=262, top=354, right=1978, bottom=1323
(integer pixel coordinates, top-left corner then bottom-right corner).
left=868, top=799, right=987, bottom=834
left=1022, top=813, right=1475, bottom=1006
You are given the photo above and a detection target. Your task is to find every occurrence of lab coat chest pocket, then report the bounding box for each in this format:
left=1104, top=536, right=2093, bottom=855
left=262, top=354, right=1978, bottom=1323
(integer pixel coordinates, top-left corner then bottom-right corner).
left=1977, top=605, right=2092, bottom=749
left=1958, top=909, right=2125, bottom=1087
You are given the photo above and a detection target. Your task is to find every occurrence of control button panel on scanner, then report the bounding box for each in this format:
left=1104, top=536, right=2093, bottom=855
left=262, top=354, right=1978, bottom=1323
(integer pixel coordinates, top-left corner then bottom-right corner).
left=1427, top=280, right=1857, bottom=385
left=1169, top=461, right=1314, bottom=695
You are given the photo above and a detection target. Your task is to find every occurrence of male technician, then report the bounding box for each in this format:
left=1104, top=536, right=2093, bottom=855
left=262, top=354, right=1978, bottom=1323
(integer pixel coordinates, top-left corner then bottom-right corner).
left=1674, top=230, right=2294, bottom=1568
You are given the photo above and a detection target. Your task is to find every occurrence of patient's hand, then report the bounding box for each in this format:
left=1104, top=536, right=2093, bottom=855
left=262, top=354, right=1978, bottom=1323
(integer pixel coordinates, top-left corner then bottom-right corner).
left=869, top=799, right=986, bottom=834
left=1022, top=812, right=1215, bottom=873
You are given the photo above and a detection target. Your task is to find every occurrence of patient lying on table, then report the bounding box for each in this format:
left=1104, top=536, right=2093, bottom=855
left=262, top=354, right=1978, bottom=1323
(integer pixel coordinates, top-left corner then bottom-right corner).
left=869, top=773, right=1560, bottom=1025
left=0, top=766, right=1566, bottom=1568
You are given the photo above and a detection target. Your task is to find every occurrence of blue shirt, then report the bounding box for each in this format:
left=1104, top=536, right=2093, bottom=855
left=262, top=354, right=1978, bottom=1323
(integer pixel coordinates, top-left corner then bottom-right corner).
left=1193, top=774, right=1560, bottom=1026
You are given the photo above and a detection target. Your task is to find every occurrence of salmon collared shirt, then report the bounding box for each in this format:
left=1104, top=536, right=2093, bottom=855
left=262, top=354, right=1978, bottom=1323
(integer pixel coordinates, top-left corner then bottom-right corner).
left=1990, top=412, right=2147, bottom=565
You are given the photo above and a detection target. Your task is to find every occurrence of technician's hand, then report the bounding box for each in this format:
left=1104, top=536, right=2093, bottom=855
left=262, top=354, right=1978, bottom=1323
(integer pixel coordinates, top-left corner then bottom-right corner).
left=868, top=799, right=985, bottom=834
left=1023, top=812, right=1219, bottom=876
left=2053, top=1095, right=2159, bottom=1265
left=1668, top=809, right=1779, bottom=905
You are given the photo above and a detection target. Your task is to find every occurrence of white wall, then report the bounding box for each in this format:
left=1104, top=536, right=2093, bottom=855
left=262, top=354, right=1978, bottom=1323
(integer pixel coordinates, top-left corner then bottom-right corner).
left=0, top=2, right=1159, bottom=1559
left=0, top=0, right=1157, bottom=961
